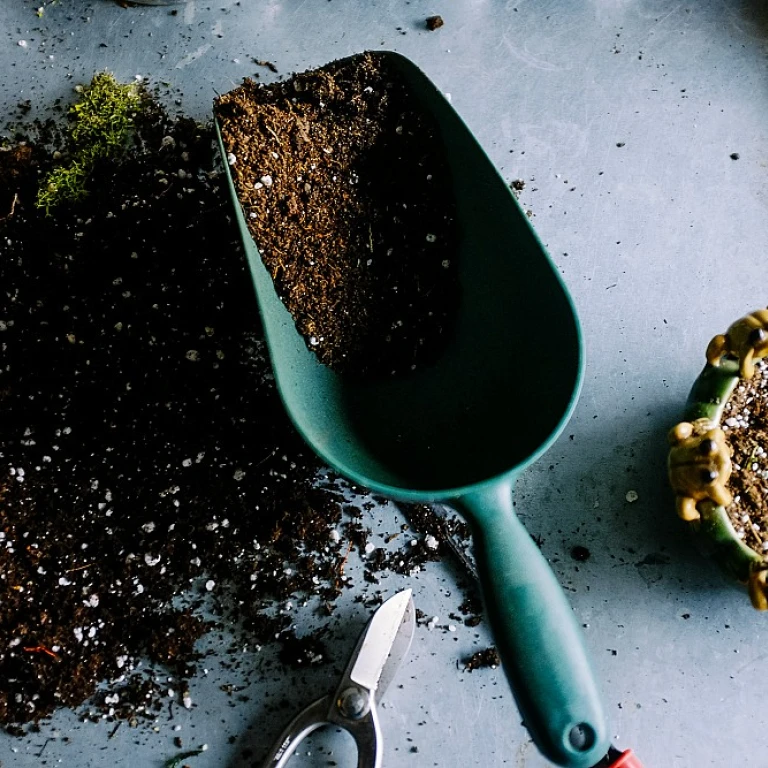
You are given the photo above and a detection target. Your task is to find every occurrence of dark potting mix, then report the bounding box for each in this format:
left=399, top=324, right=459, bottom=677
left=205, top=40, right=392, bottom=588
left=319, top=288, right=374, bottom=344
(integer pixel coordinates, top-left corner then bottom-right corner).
left=0, top=72, right=479, bottom=730
left=214, top=51, right=460, bottom=376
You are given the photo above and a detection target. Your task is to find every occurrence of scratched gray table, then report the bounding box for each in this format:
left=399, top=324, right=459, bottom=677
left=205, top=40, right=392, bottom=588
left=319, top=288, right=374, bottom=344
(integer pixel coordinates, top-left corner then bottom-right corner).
left=2, top=1, right=768, bottom=766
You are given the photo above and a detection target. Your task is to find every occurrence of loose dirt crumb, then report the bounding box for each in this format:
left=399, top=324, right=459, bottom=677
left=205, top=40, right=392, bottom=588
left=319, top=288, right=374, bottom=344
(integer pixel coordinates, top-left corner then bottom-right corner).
left=462, top=647, right=500, bottom=671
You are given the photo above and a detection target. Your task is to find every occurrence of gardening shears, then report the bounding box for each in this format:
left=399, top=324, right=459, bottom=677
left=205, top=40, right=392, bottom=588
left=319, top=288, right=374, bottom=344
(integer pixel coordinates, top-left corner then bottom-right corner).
left=260, top=589, right=415, bottom=768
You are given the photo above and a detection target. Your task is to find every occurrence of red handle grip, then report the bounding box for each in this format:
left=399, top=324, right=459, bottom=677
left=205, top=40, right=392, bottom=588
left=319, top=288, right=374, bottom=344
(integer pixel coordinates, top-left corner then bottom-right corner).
left=608, top=750, right=643, bottom=768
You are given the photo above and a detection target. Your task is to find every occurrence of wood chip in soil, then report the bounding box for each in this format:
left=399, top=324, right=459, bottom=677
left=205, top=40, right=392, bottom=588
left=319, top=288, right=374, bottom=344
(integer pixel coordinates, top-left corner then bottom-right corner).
left=462, top=647, right=500, bottom=671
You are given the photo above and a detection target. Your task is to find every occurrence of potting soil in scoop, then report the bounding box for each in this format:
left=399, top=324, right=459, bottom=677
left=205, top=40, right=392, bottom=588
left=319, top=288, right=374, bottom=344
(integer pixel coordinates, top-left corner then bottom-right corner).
left=215, top=51, right=460, bottom=376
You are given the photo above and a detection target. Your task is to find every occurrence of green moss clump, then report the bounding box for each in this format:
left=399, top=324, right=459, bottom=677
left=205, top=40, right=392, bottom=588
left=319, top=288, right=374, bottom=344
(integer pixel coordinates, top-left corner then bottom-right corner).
left=36, top=72, right=142, bottom=214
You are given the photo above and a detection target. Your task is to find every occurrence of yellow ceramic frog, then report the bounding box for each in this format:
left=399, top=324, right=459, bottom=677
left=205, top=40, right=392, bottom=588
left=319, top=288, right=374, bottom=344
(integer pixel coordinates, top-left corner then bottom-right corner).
left=706, top=308, right=768, bottom=380
left=667, top=418, right=732, bottom=522
left=748, top=566, right=768, bottom=611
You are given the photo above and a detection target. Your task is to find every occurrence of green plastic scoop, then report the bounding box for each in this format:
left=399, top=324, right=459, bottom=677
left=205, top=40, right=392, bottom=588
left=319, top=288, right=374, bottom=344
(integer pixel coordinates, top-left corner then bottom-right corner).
left=215, top=51, right=607, bottom=767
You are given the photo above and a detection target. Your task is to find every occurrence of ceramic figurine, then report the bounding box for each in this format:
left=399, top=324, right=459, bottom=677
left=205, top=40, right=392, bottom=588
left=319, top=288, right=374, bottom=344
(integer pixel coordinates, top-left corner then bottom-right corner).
left=747, top=565, right=768, bottom=611
left=672, top=343, right=768, bottom=610
left=667, top=418, right=732, bottom=522
left=706, top=308, right=768, bottom=380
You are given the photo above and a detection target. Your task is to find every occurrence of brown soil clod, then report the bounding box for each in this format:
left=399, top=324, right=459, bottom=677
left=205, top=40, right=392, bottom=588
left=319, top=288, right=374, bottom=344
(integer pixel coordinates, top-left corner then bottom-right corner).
left=462, top=647, right=500, bottom=671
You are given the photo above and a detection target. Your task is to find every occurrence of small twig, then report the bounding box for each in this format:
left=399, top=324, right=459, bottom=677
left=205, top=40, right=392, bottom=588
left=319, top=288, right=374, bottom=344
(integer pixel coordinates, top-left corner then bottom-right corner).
left=37, top=738, right=52, bottom=758
left=254, top=448, right=278, bottom=469
left=66, top=562, right=94, bottom=573
left=336, top=539, right=354, bottom=575
left=155, top=181, right=174, bottom=199
left=23, top=645, right=60, bottom=661
left=108, top=721, right=122, bottom=739
left=0, top=192, right=19, bottom=221
left=164, top=747, right=206, bottom=768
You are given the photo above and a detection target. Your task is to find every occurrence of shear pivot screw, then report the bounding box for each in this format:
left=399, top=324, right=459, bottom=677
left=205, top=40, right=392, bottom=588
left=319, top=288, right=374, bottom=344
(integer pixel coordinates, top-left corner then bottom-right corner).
left=337, top=687, right=369, bottom=720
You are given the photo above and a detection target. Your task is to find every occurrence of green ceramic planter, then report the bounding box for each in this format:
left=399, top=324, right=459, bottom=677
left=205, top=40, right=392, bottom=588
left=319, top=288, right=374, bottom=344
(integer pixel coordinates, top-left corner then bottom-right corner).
left=669, top=314, right=768, bottom=609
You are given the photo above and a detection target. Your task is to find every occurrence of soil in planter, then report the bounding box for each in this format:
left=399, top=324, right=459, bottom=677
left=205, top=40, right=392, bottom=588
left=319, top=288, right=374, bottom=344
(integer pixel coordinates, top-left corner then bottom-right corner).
left=214, top=51, right=460, bottom=377
left=0, top=80, right=472, bottom=729
left=720, top=358, right=768, bottom=553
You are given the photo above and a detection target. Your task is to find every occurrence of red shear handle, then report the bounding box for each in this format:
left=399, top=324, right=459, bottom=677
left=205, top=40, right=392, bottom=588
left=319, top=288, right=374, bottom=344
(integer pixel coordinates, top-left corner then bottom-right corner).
left=608, top=750, right=643, bottom=768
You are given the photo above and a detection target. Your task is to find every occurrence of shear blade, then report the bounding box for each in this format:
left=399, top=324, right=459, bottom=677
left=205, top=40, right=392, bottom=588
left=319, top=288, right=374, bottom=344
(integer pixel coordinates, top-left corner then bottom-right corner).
left=348, top=589, right=415, bottom=695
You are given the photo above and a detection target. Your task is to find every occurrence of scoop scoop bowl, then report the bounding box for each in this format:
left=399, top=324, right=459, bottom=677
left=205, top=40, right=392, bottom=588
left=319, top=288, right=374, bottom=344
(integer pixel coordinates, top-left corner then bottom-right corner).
left=215, top=51, right=608, bottom=767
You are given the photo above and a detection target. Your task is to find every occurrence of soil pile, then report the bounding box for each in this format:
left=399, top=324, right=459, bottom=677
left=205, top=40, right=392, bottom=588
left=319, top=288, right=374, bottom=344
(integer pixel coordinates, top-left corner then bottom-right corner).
left=0, top=84, right=463, bottom=728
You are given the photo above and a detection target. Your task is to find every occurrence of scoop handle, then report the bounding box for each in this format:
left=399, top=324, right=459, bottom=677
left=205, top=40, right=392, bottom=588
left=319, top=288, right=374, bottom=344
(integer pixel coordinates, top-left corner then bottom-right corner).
left=453, top=482, right=608, bottom=767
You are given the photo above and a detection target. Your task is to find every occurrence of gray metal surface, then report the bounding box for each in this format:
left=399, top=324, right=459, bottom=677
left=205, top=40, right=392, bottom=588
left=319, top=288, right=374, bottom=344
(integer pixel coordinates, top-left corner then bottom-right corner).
left=2, top=1, right=768, bottom=765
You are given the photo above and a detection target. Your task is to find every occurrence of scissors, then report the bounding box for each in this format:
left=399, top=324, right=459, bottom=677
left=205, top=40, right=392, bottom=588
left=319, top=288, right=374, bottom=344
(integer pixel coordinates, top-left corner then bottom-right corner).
left=261, top=589, right=415, bottom=768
